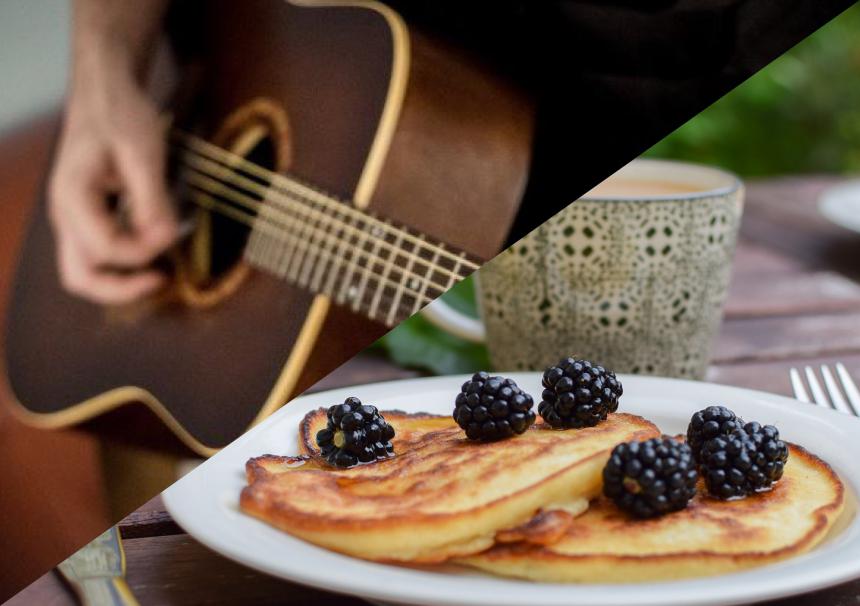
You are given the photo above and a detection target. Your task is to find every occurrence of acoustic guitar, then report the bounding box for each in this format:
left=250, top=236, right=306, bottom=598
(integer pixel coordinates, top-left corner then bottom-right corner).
left=2, top=0, right=533, bottom=455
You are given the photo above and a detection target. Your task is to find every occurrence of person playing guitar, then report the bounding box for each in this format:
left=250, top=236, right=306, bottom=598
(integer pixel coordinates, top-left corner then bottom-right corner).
left=55, top=0, right=827, bottom=305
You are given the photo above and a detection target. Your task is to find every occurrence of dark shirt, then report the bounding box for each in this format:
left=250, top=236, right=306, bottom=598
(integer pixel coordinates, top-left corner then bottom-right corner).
left=387, top=0, right=855, bottom=244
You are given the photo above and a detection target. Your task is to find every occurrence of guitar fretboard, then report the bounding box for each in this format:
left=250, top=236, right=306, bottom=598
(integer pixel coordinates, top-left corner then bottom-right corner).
left=245, top=198, right=477, bottom=326
left=174, top=133, right=480, bottom=327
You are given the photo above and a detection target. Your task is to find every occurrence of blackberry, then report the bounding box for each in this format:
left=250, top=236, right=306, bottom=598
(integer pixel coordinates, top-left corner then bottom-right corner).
left=602, top=438, right=698, bottom=518
left=700, top=421, right=789, bottom=499
left=686, top=406, right=745, bottom=463
left=454, top=371, right=536, bottom=441
left=315, top=397, right=395, bottom=468
left=538, top=357, right=622, bottom=428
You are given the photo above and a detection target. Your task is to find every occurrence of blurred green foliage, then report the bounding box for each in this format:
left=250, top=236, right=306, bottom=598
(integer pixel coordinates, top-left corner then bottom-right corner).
left=372, top=276, right=488, bottom=375
left=375, top=5, right=860, bottom=375
left=645, top=3, right=860, bottom=175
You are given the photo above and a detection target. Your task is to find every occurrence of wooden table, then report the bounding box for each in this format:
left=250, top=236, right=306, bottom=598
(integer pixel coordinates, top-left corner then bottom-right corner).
left=9, top=177, right=860, bottom=605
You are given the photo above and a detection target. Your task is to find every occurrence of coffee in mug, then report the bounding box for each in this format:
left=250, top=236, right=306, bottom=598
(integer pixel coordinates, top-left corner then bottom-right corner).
left=424, top=158, right=743, bottom=379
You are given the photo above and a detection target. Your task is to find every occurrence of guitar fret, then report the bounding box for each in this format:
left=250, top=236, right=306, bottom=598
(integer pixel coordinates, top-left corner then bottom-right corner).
left=386, top=236, right=419, bottom=326
left=348, top=226, right=377, bottom=315
left=367, top=219, right=400, bottom=321
left=297, top=200, right=327, bottom=288
left=284, top=195, right=315, bottom=283
left=244, top=207, right=264, bottom=267
left=269, top=197, right=296, bottom=278
left=309, top=205, right=339, bottom=294
left=371, top=282, right=406, bottom=325
left=336, top=216, right=371, bottom=307
left=325, top=210, right=356, bottom=302
left=412, top=243, right=442, bottom=316
left=264, top=199, right=290, bottom=277
left=360, top=270, right=385, bottom=319
left=350, top=221, right=386, bottom=317
left=244, top=189, right=267, bottom=269
left=449, top=252, right=466, bottom=291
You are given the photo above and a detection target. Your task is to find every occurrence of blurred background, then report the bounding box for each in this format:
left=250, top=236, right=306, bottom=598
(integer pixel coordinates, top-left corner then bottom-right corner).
left=0, top=1, right=155, bottom=599
left=373, top=2, right=860, bottom=376
left=0, top=1, right=68, bottom=132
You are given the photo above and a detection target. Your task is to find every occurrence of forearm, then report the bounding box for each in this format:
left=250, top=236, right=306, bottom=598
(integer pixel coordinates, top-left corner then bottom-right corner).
left=71, top=0, right=170, bottom=89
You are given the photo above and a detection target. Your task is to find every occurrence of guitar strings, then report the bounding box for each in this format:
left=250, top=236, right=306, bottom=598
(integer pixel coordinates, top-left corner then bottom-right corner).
left=174, top=137, right=475, bottom=302
left=187, top=187, right=440, bottom=308
left=171, top=130, right=480, bottom=271
left=174, top=145, right=472, bottom=314
left=176, top=157, right=462, bottom=302
left=168, top=129, right=488, bottom=320
left=182, top=171, right=444, bottom=300
left=174, top=129, right=476, bottom=269
left=176, top=150, right=468, bottom=284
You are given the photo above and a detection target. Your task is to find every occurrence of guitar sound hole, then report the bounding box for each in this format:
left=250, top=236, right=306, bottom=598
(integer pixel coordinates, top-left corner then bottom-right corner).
left=207, top=136, right=276, bottom=280
left=176, top=97, right=291, bottom=307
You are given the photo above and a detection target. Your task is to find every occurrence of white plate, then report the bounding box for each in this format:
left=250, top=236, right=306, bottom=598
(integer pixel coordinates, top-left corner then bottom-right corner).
left=163, top=374, right=860, bottom=606
left=820, top=180, right=860, bottom=234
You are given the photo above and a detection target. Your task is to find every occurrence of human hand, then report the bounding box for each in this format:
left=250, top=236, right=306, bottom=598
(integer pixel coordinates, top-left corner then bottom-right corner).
left=48, top=61, right=179, bottom=305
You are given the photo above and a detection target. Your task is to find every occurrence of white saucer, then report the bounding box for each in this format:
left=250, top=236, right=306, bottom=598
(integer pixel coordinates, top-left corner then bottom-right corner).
left=820, top=180, right=860, bottom=234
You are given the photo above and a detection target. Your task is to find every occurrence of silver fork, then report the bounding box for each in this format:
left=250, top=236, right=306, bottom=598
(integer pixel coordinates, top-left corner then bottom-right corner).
left=789, top=363, right=860, bottom=416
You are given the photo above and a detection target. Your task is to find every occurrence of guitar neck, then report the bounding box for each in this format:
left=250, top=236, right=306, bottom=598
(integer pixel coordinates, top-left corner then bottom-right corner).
left=243, top=183, right=478, bottom=327
left=173, top=132, right=480, bottom=326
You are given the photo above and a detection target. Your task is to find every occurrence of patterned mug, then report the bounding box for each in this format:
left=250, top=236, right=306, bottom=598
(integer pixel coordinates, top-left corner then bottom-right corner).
left=423, top=158, right=744, bottom=379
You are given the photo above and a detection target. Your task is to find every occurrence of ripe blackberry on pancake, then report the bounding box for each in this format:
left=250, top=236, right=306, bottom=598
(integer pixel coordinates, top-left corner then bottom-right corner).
left=454, top=372, right=536, bottom=441
left=539, top=357, right=622, bottom=429
left=700, top=421, right=789, bottom=499
left=315, top=397, right=395, bottom=468
left=687, top=405, right=745, bottom=462
left=602, top=438, right=698, bottom=518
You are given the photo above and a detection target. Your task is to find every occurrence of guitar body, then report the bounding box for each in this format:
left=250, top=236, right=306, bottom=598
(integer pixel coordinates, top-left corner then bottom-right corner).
left=4, top=0, right=532, bottom=455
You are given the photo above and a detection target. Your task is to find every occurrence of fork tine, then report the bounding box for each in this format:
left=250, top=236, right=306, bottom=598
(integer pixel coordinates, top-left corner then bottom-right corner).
left=836, top=363, right=860, bottom=413
left=790, top=368, right=811, bottom=403
left=804, top=366, right=832, bottom=409
left=821, top=365, right=853, bottom=415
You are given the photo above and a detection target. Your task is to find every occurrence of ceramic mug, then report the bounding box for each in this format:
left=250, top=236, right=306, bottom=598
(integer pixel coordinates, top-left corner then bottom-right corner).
left=423, top=158, right=744, bottom=379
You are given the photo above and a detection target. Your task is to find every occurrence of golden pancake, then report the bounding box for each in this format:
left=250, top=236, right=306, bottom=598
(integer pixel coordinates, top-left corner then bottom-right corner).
left=459, top=443, right=845, bottom=582
left=240, top=409, right=659, bottom=562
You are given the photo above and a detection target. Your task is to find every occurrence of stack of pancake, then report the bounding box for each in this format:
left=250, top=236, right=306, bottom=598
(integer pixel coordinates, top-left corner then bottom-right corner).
left=240, top=408, right=844, bottom=582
